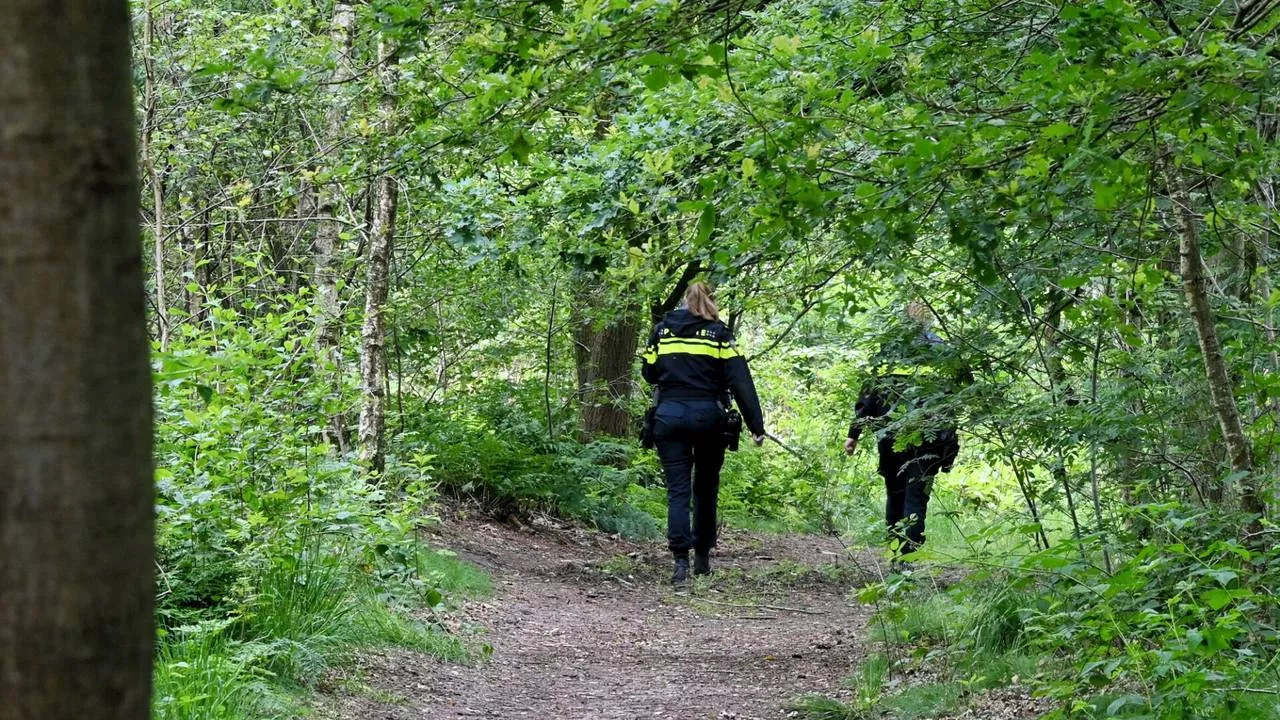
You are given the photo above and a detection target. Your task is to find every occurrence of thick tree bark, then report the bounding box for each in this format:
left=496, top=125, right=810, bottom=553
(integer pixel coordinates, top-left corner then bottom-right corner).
left=315, top=0, right=357, bottom=452
left=359, top=40, right=398, bottom=475
left=1165, top=163, right=1262, bottom=515
left=0, top=0, right=155, bottom=717
left=573, top=276, right=640, bottom=440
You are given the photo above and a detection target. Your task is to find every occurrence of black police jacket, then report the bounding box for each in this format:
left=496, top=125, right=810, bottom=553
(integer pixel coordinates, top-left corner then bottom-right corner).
left=640, top=308, right=765, bottom=436
left=848, top=329, right=963, bottom=475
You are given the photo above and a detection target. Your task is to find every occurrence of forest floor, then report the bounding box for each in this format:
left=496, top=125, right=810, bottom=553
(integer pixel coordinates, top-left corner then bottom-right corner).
left=316, top=511, right=1047, bottom=720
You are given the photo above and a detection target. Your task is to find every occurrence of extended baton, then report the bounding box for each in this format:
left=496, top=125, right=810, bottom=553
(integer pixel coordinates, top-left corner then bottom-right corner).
left=761, top=432, right=841, bottom=536
left=764, top=431, right=807, bottom=460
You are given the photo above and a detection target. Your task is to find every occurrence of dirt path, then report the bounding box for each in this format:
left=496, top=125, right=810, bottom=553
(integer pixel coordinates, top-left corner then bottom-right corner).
left=322, top=514, right=878, bottom=720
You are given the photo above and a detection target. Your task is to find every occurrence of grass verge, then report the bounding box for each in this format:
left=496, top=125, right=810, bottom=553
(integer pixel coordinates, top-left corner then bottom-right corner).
left=154, top=541, right=490, bottom=720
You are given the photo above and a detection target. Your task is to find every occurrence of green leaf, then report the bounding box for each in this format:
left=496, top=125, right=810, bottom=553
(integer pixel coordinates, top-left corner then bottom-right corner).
left=855, top=182, right=880, bottom=201
left=1041, top=122, right=1075, bottom=140
left=696, top=204, right=716, bottom=244
left=511, top=131, right=533, bottom=164
left=857, top=583, right=886, bottom=604
left=1201, top=588, right=1248, bottom=610
left=1206, top=569, right=1237, bottom=586
left=771, top=35, right=802, bottom=57
left=1093, top=181, right=1122, bottom=211
left=643, top=67, right=669, bottom=91
left=1107, top=695, right=1142, bottom=715
left=1186, top=628, right=1203, bottom=648
left=426, top=588, right=444, bottom=607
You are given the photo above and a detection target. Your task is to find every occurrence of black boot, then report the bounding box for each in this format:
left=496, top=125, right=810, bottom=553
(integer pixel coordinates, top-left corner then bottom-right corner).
left=672, top=554, right=690, bottom=585
left=693, top=552, right=711, bottom=576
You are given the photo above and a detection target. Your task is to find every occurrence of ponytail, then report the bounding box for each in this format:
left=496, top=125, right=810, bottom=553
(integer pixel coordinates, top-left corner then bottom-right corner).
left=683, top=282, right=719, bottom=321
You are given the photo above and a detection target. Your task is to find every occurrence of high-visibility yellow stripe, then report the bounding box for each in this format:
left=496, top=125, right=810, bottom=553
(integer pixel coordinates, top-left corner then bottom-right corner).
left=641, top=334, right=744, bottom=363
left=656, top=341, right=739, bottom=359
left=653, top=335, right=726, bottom=349
left=881, top=365, right=939, bottom=377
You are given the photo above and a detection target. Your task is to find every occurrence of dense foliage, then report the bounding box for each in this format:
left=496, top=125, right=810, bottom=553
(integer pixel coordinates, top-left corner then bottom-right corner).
left=136, top=0, right=1279, bottom=716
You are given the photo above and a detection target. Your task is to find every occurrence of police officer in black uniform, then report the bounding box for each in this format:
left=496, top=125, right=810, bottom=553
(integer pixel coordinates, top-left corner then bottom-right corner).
left=845, top=302, right=963, bottom=566
left=641, top=283, right=765, bottom=584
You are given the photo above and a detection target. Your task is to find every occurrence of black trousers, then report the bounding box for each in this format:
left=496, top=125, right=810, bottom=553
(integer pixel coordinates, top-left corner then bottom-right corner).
left=653, top=399, right=727, bottom=555
left=882, top=453, right=941, bottom=555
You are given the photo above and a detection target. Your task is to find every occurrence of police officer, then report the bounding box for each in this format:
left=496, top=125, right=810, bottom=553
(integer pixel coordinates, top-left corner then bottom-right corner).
left=844, top=301, right=963, bottom=567
left=641, top=283, right=765, bottom=584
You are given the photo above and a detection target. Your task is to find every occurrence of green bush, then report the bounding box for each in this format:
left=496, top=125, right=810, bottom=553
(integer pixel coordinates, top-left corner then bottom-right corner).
left=152, top=299, right=489, bottom=717
left=400, top=373, right=831, bottom=538
left=1015, top=507, right=1280, bottom=718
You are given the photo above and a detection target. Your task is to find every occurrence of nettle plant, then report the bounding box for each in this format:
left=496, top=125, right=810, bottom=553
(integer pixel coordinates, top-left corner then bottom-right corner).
left=152, top=294, right=438, bottom=626
left=1012, top=508, right=1280, bottom=719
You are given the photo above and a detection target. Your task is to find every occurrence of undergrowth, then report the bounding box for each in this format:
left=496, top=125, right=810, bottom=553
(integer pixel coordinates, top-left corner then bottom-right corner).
left=794, top=505, right=1280, bottom=720
left=411, top=379, right=825, bottom=539
left=152, top=303, right=491, bottom=720
left=153, top=541, right=488, bottom=720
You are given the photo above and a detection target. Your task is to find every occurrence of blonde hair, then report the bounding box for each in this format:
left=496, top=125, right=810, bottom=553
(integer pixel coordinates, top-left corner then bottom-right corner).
left=683, top=282, right=719, bottom=321
left=906, top=299, right=934, bottom=328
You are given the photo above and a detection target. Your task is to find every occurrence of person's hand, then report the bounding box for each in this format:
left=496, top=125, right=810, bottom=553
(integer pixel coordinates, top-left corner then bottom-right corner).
left=844, top=437, right=858, bottom=455
left=752, top=433, right=765, bottom=446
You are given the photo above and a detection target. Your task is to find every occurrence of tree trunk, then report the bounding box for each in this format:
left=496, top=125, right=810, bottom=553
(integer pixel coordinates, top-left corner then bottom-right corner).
left=288, top=180, right=314, bottom=297
left=573, top=276, right=640, bottom=440
left=0, top=0, right=154, bottom=717
left=1165, top=162, right=1261, bottom=514
left=314, top=0, right=357, bottom=452
left=141, top=0, right=169, bottom=349
left=180, top=193, right=208, bottom=323
left=1254, top=110, right=1279, bottom=507
left=359, top=40, right=397, bottom=476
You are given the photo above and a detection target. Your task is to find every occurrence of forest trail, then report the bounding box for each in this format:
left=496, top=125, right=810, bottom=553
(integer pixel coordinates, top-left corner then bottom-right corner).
left=320, top=513, right=878, bottom=719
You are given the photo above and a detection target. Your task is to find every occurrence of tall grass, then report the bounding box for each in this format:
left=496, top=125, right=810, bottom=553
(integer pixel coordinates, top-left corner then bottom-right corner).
left=240, top=548, right=359, bottom=680
left=153, top=625, right=290, bottom=720
left=418, top=547, right=493, bottom=598
left=154, top=541, right=490, bottom=720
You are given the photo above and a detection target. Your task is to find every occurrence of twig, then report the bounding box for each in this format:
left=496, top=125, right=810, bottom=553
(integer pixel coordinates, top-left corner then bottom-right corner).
left=696, top=598, right=827, bottom=615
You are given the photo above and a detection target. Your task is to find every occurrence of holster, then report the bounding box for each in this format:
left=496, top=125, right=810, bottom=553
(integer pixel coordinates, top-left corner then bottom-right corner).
left=640, top=388, right=661, bottom=450
left=721, top=397, right=742, bottom=452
